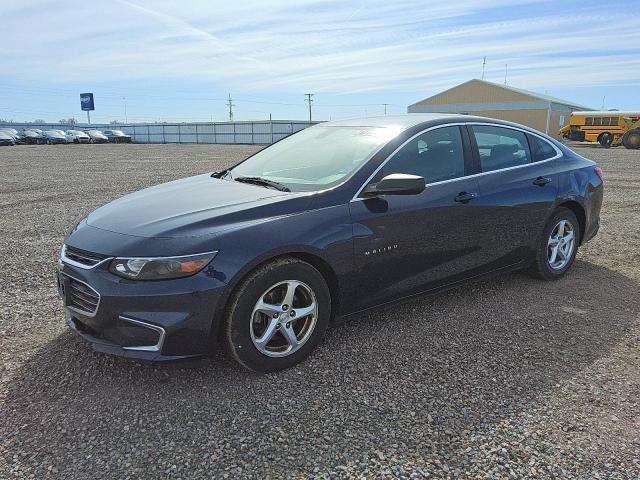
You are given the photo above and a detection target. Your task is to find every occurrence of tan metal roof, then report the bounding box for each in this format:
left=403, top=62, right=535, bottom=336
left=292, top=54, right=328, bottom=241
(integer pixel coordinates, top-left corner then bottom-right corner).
left=410, top=79, right=591, bottom=110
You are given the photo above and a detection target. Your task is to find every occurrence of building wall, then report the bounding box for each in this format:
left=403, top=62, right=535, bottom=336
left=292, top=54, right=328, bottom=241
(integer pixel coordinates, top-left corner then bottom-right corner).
left=442, top=109, right=570, bottom=138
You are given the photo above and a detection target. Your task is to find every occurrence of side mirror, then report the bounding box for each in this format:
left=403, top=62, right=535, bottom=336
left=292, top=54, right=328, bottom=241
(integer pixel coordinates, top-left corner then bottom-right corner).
left=362, top=173, right=425, bottom=197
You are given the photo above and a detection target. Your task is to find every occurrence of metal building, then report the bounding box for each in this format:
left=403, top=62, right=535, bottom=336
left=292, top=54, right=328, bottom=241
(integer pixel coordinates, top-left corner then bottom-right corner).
left=407, top=79, right=591, bottom=138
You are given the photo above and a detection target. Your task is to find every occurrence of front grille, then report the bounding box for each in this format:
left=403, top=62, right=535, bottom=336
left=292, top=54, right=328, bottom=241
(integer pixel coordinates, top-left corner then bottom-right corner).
left=66, top=276, right=100, bottom=315
left=63, top=245, right=109, bottom=268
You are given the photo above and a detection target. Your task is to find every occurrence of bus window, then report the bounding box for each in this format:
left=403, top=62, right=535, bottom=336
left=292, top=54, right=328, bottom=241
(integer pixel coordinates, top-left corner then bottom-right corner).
left=602, top=117, right=610, bottom=126
left=611, top=117, right=618, bottom=125
left=594, top=117, right=602, bottom=126
left=585, top=117, right=593, bottom=125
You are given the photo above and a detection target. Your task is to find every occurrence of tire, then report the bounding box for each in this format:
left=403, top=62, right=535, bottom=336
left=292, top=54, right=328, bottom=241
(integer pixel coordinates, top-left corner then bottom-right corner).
left=597, top=132, right=613, bottom=147
left=622, top=128, right=640, bottom=149
left=528, top=207, right=580, bottom=280
left=224, top=257, right=331, bottom=372
left=74, top=139, right=79, bottom=144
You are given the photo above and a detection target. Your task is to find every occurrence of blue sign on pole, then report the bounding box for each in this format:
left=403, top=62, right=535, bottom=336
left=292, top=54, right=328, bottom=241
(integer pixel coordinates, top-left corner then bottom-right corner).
left=80, top=93, right=95, bottom=111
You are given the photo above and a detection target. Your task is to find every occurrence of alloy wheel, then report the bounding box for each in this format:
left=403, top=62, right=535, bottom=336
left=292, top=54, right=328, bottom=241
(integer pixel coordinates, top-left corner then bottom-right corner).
left=250, top=280, right=318, bottom=357
left=547, top=219, right=575, bottom=270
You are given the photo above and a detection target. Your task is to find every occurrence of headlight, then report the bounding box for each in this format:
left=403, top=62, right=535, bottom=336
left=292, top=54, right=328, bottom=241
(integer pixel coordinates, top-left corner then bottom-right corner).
left=109, top=252, right=217, bottom=280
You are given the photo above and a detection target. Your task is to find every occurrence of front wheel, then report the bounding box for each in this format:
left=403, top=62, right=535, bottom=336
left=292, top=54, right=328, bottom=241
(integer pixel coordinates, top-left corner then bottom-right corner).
left=528, top=208, right=580, bottom=280
left=224, top=258, right=331, bottom=372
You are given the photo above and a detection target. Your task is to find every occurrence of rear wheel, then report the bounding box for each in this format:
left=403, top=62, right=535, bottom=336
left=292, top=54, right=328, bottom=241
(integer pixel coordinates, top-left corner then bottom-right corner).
left=622, top=128, right=640, bottom=149
left=528, top=208, right=580, bottom=280
left=224, top=258, right=331, bottom=372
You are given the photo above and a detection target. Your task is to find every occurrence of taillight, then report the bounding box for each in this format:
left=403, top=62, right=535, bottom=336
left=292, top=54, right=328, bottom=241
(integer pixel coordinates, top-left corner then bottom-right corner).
left=594, top=166, right=604, bottom=181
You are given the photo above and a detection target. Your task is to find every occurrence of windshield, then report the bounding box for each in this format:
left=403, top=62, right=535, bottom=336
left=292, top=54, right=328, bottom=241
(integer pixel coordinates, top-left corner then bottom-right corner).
left=230, top=125, right=402, bottom=192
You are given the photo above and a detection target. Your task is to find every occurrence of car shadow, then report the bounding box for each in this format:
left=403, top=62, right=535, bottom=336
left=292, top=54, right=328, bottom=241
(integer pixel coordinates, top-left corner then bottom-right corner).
left=2, top=259, right=638, bottom=478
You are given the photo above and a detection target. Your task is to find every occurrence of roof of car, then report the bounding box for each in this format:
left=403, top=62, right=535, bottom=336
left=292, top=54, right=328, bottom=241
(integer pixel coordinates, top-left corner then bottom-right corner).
left=314, top=113, right=560, bottom=145
left=320, top=114, right=460, bottom=128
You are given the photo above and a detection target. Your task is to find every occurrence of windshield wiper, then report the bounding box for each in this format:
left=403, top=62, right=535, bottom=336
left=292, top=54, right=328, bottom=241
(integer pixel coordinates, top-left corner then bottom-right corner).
left=234, top=176, right=290, bottom=192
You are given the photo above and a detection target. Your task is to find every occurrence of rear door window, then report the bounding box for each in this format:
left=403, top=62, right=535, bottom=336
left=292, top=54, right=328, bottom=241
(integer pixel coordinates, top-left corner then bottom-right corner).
left=528, top=134, right=557, bottom=162
left=471, top=125, right=531, bottom=172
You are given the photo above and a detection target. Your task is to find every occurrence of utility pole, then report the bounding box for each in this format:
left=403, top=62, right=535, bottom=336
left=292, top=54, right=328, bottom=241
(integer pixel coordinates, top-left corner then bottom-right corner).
left=226, top=94, right=235, bottom=122
left=383, top=103, right=390, bottom=115
left=304, top=93, right=314, bottom=122
left=123, top=96, right=127, bottom=124
left=504, top=64, right=508, bottom=85
left=481, top=56, right=486, bottom=80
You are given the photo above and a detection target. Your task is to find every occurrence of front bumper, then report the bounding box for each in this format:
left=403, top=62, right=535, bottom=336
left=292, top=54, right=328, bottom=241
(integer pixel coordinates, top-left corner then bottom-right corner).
left=57, top=258, right=227, bottom=361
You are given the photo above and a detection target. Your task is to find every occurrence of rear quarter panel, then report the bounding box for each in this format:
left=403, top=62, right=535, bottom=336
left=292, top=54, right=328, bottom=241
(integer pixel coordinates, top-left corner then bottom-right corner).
left=550, top=148, right=603, bottom=243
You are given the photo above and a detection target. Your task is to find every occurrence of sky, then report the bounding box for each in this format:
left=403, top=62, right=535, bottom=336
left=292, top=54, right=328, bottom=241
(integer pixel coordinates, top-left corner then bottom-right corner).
left=1, top=0, right=639, bottom=123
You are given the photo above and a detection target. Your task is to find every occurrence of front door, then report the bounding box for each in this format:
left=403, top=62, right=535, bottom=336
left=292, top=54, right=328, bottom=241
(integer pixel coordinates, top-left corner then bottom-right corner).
left=348, top=125, right=484, bottom=311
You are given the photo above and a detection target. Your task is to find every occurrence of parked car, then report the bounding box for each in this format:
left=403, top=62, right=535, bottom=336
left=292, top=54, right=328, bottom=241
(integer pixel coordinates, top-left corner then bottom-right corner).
left=57, top=115, right=603, bottom=372
left=85, top=130, right=109, bottom=143
left=65, top=130, right=91, bottom=144
left=42, top=130, right=69, bottom=144
left=21, top=129, right=45, bottom=144
left=0, top=128, right=24, bottom=144
left=0, top=131, right=15, bottom=146
left=102, top=129, right=132, bottom=143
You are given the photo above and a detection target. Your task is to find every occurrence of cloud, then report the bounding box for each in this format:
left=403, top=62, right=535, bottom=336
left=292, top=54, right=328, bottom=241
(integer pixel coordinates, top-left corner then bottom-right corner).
left=1, top=0, right=638, bottom=94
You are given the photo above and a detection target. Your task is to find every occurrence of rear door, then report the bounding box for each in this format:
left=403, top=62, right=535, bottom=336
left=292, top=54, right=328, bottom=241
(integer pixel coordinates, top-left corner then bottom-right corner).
left=468, top=124, right=559, bottom=268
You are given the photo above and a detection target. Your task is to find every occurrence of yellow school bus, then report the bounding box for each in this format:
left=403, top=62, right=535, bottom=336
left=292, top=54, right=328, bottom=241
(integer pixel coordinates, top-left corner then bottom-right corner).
left=560, top=111, right=640, bottom=148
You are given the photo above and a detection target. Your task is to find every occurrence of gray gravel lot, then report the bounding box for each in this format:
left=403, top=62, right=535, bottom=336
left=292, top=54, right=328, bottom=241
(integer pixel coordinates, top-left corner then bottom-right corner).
left=1, top=142, right=639, bottom=479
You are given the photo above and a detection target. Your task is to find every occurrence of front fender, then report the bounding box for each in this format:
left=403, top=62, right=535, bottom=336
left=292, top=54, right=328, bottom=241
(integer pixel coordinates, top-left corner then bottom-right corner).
left=209, top=204, right=354, bottom=326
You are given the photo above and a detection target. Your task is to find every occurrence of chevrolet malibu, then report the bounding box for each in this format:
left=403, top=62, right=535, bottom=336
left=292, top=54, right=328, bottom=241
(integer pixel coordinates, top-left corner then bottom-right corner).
left=58, top=115, right=603, bottom=372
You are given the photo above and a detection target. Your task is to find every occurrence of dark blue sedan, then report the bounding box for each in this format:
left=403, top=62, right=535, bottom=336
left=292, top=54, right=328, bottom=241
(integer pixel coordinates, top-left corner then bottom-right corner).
left=58, top=115, right=603, bottom=372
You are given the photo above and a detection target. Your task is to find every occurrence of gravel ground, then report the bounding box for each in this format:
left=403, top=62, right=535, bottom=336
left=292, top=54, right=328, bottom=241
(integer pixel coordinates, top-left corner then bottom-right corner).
left=1, top=142, right=639, bottom=479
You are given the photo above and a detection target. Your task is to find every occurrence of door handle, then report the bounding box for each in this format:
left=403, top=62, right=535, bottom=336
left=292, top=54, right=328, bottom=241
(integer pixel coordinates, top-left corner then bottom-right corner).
left=533, top=176, right=552, bottom=186
left=454, top=191, right=477, bottom=203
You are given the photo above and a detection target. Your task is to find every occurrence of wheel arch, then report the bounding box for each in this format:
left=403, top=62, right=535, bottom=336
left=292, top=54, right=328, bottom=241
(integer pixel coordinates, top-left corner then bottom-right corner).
left=210, top=249, right=342, bottom=348
left=556, top=200, right=586, bottom=244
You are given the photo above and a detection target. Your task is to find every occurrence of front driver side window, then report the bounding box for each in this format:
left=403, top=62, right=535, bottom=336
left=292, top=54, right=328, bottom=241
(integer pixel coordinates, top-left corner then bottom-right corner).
left=380, top=126, right=465, bottom=184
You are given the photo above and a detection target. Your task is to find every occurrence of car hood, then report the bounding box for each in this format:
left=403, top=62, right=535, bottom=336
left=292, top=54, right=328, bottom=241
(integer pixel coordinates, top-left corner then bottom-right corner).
left=86, top=174, right=313, bottom=238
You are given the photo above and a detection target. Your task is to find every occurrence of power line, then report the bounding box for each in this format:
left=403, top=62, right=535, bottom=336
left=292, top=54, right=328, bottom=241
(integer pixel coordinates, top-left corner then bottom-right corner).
left=304, top=93, right=314, bottom=122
